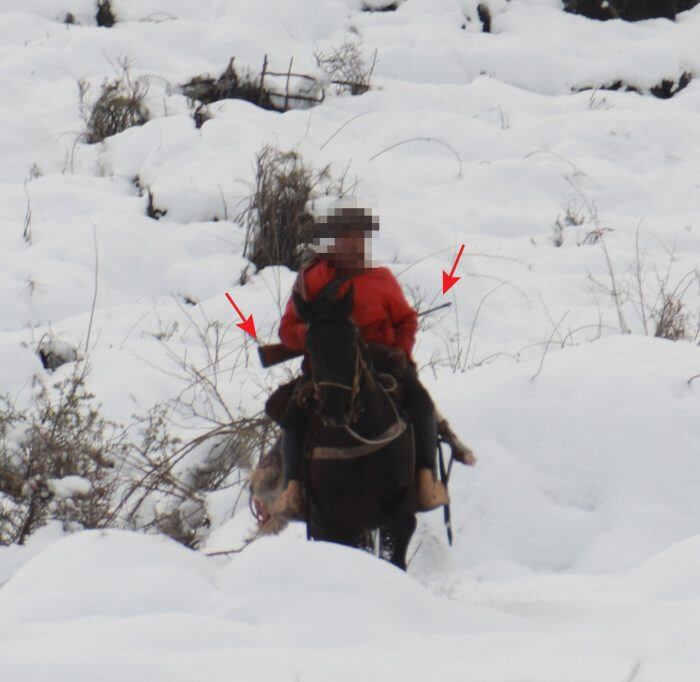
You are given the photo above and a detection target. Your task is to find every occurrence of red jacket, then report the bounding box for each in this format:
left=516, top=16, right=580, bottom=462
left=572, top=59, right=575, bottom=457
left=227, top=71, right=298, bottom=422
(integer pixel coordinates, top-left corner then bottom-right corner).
left=279, top=258, right=418, bottom=359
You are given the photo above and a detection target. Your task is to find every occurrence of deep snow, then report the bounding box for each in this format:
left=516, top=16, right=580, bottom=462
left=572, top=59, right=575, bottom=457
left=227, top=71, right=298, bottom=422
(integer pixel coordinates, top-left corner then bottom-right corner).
left=1, top=0, right=700, bottom=680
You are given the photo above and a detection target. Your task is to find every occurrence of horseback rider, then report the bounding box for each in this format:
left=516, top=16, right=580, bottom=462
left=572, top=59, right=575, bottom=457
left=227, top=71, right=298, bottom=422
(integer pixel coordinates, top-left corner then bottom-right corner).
left=273, top=197, right=461, bottom=519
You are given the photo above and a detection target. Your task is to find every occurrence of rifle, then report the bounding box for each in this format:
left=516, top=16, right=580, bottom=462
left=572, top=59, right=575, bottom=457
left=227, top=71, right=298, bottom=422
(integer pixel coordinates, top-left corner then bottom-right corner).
left=258, top=343, right=303, bottom=368
left=257, top=301, right=452, bottom=368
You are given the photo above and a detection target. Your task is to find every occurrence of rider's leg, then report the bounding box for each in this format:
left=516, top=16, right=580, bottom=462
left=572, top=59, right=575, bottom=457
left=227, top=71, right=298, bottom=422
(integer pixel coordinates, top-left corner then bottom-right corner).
left=412, top=409, right=439, bottom=472
left=274, top=402, right=308, bottom=519
left=412, top=408, right=449, bottom=511
left=401, top=365, right=449, bottom=511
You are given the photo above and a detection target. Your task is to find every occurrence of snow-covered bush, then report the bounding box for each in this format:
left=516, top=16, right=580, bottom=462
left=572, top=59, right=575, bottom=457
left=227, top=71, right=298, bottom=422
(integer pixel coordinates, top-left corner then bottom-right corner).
left=564, top=0, right=699, bottom=21
left=0, top=371, right=119, bottom=545
left=0, top=361, right=271, bottom=548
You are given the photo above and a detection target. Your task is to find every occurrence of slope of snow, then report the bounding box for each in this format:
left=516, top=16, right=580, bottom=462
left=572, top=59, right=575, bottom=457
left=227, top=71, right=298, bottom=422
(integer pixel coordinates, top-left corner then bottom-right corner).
left=1, top=0, right=700, bottom=679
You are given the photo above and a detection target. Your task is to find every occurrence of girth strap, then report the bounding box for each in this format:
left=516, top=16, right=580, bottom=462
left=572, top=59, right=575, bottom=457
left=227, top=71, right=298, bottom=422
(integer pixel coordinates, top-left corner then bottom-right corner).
left=311, top=418, right=407, bottom=461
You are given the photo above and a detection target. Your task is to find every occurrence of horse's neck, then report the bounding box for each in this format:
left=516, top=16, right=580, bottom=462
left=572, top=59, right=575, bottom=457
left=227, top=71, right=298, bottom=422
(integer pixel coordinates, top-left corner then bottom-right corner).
left=309, top=359, right=401, bottom=450
left=354, top=368, right=398, bottom=433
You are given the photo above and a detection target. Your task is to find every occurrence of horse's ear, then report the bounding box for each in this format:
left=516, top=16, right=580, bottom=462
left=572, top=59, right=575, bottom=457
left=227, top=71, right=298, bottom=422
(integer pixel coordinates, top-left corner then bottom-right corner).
left=293, top=291, right=314, bottom=323
left=337, top=283, right=355, bottom=318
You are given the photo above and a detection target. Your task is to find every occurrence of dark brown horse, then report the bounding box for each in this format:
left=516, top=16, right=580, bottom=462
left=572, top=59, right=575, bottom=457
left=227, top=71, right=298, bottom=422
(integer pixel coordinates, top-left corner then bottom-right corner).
left=292, top=283, right=417, bottom=570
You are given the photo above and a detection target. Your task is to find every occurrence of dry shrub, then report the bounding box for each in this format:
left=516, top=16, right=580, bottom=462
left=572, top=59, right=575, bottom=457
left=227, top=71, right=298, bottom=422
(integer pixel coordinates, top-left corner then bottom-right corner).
left=181, top=58, right=279, bottom=112
left=96, top=0, right=116, bottom=27
left=133, top=310, right=279, bottom=545
left=362, top=1, right=400, bottom=10
left=563, top=0, right=699, bottom=21
left=589, top=229, right=699, bottom=341
left=240, top=145, right=331, bottom=271
left=654, top=293, right=688, bottom=340
left=574, top=71, right=692, bottom=100
left=192, top=103, right=212, bottom=129
left=190, top=418, right=264, bottom=490
left=552, top=202, right=585, bottom=247
left=650, top=72, right=693, bottom=99
left=85, top=65, right=149, bottom=144
left=315, top=39, right=376, bottom=96
left=648, top=270, right=697, bottom=341
left=146, top=190, right=167, bottom=220
left=95, top=0, right=117, bottom=28
left=477, top=3, right=492, bottom=32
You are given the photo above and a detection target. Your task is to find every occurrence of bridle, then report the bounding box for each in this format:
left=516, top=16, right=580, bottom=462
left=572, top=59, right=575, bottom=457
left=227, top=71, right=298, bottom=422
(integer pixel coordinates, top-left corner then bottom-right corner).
left=310, top=338, right=363, bottom=424
left=309, top=338, right=404, bottom=448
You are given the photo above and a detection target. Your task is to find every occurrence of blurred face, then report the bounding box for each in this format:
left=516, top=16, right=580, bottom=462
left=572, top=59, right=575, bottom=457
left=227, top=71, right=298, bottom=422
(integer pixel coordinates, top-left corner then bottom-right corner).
left=329, top=228, right=366, bottom=270
left=313, top=204, right=379, bottom=273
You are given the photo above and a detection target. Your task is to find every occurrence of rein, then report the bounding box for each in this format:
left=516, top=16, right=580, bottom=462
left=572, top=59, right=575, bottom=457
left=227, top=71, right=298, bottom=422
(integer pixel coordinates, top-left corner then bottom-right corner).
left=343, top=404, right=404, bottom=446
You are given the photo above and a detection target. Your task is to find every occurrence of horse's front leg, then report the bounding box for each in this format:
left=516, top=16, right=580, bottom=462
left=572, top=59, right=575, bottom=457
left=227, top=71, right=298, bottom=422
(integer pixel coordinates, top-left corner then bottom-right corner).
left=306, top=502, right=361, bottom=550
left=384, top=512, right=417, bottom=571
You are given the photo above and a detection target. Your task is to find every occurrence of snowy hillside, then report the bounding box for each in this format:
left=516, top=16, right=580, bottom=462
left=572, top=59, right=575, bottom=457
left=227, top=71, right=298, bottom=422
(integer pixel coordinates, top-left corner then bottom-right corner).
left=1, top=0, right=700, bottom=680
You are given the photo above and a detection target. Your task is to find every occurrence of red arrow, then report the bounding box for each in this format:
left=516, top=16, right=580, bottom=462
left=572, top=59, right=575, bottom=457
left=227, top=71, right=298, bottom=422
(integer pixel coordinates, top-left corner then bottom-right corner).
left=225, top=292, right=257, bottom=339
left=442, top=243, right=465, bottom=294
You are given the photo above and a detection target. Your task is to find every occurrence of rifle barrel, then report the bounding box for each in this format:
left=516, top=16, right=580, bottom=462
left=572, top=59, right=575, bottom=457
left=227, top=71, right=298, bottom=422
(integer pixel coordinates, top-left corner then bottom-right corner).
left=417, top=302, right=452, bottom=318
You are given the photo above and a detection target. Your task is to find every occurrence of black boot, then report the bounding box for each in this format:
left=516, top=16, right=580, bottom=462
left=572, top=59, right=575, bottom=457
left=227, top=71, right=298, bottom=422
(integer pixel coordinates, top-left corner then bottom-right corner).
left=413, top=410, right=449, bottom=511
left=413, top=410, right=439, bottom=472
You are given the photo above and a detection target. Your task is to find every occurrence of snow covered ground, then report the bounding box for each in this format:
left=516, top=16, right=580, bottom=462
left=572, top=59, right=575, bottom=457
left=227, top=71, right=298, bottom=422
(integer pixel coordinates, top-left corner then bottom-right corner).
left=1, top=0, right=700, bottom=679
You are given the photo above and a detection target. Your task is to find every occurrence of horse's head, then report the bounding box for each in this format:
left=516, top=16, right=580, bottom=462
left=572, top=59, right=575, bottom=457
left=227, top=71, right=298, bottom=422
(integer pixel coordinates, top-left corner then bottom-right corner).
left=293, top=283, right=359, bottom=427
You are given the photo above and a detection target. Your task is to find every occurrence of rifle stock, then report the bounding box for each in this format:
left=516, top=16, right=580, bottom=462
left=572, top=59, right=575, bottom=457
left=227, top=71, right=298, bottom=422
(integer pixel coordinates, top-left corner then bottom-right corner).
left=258, top=344, right=304, bottom=368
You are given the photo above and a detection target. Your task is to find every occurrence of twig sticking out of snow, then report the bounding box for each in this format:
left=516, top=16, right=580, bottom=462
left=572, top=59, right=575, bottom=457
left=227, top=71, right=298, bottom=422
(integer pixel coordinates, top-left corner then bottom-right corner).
left=369, top=137, right=463, bottom=178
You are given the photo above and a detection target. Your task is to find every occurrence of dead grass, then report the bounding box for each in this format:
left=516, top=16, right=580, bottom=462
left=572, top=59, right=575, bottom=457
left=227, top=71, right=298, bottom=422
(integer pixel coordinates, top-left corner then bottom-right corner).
left=84, top=63, right=149, bottom=144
